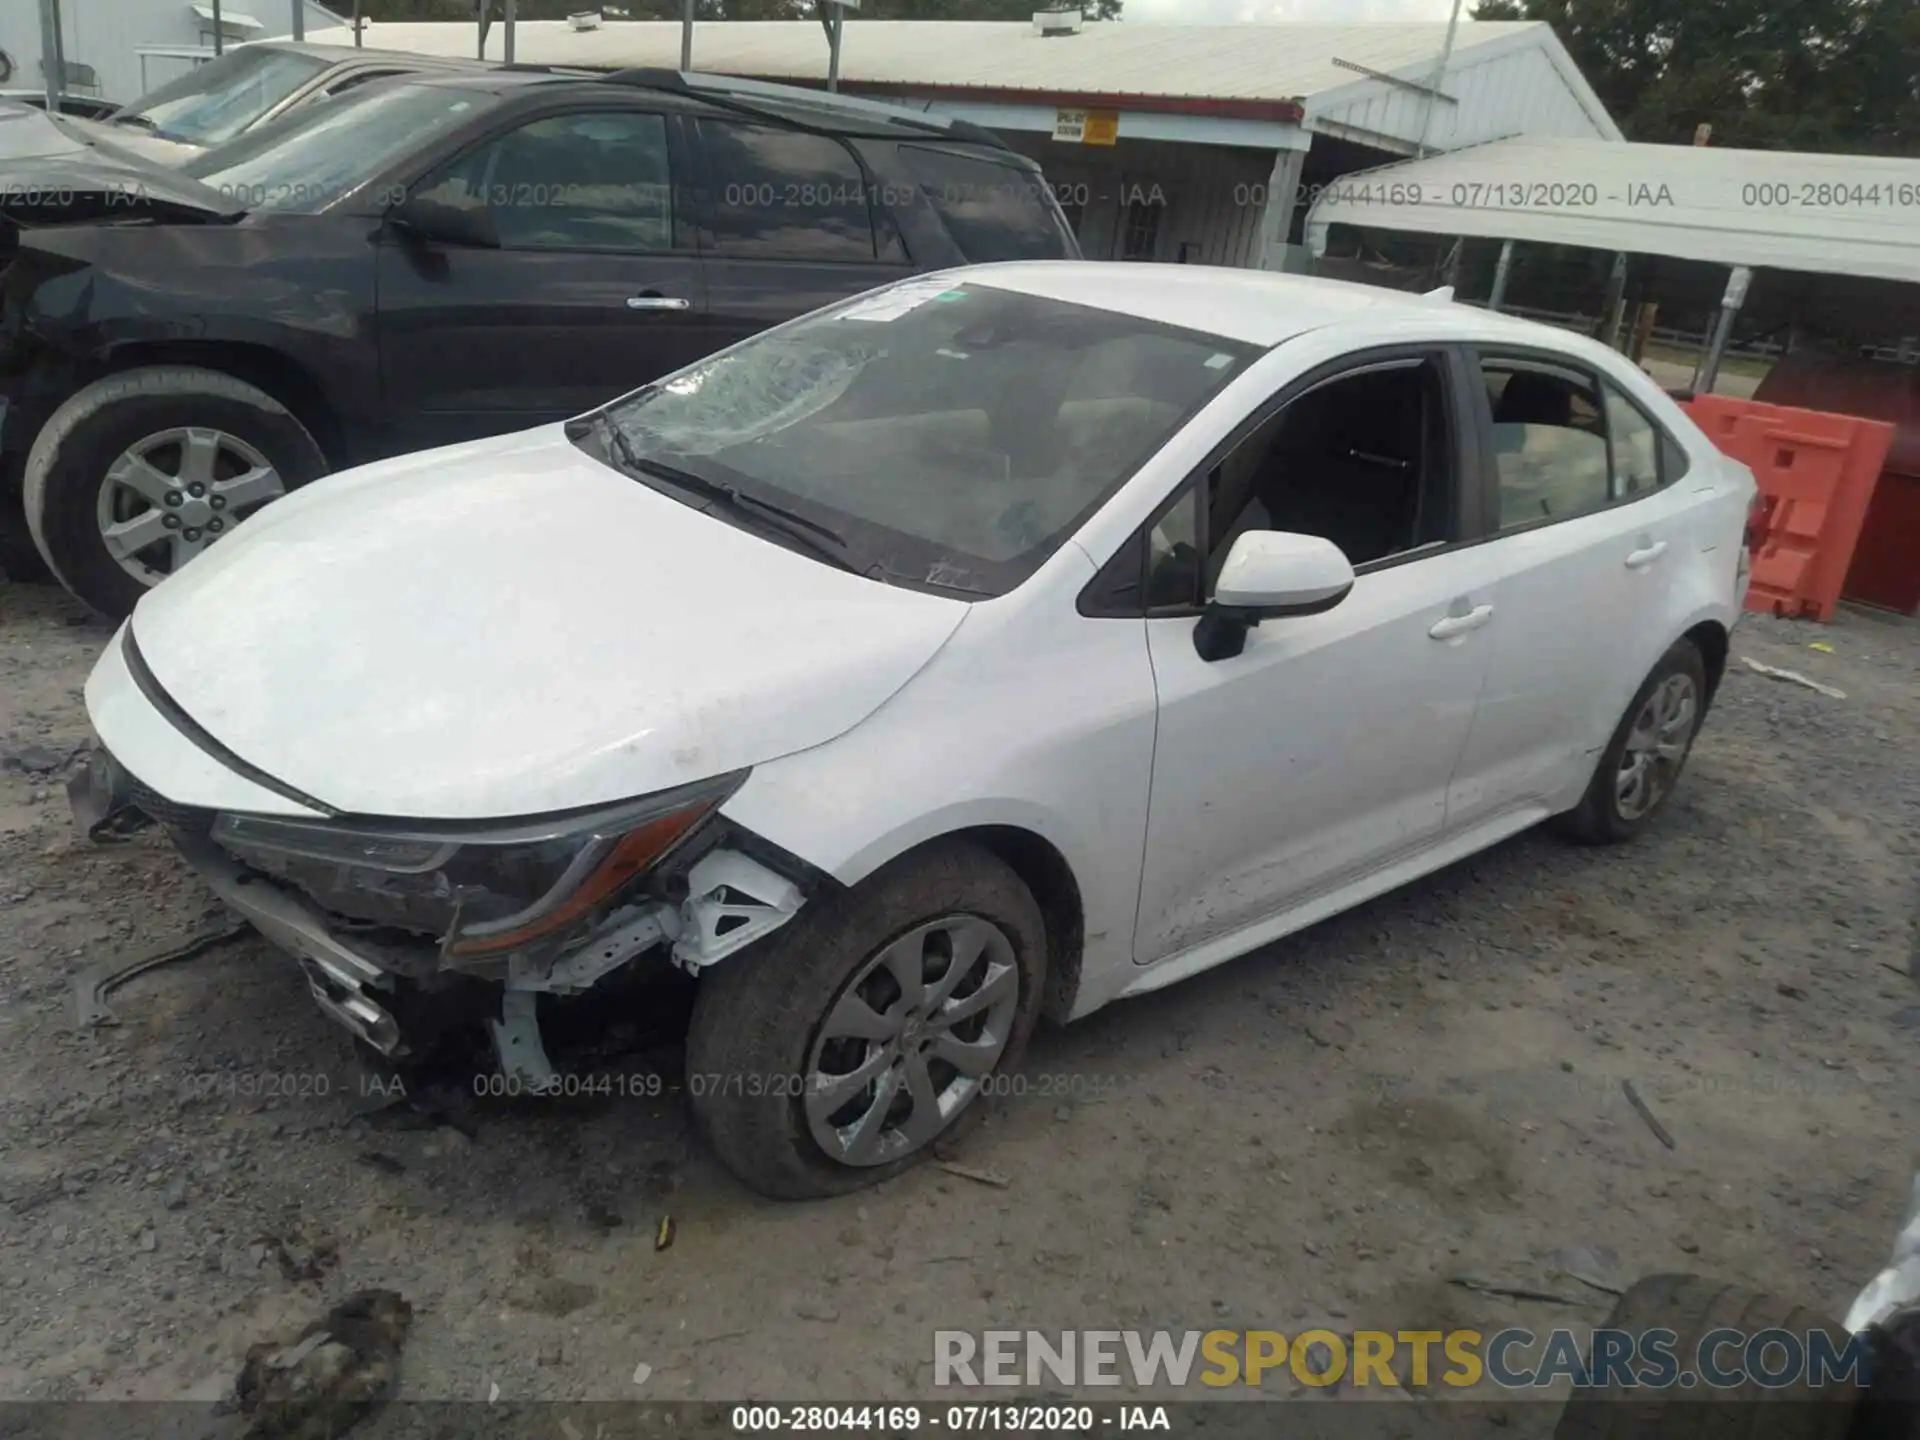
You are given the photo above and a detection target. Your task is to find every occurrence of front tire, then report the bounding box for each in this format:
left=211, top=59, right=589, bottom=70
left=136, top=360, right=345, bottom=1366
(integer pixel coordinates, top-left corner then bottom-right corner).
left=1555, top=638, right=1708, bottom=845
left=24, top=366, right=328, bottom=619
left=686, top=841, right=1048, bottom=1200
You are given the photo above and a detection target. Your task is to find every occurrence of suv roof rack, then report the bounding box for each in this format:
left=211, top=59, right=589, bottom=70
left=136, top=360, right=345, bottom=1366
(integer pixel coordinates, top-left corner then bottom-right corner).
left=599, top=67, right=1009, bottom=150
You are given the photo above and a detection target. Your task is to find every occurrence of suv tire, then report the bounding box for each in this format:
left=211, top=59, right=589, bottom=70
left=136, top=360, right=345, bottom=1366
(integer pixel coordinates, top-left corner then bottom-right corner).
left=25, top=366, right=327, bottom=619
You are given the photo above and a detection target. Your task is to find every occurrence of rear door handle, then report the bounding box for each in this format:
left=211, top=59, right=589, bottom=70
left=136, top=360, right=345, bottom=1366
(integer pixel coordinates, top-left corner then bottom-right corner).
left=1625, top=540, right=1668, bottom=569
left=1429, top=604, right=1493, bottom=640
left=626, top=294, right=691, bottom=311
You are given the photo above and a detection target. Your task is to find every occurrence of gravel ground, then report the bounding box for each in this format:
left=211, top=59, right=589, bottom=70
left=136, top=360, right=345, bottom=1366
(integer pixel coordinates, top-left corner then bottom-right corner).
left=0, top=577, right=1915, bottom=1431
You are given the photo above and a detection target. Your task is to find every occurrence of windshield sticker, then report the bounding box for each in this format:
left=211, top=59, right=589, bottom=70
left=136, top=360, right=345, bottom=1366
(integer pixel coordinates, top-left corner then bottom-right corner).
left=839, top=278, right=966, bottom=323
left=1205, top=353, right=1236, bottom=369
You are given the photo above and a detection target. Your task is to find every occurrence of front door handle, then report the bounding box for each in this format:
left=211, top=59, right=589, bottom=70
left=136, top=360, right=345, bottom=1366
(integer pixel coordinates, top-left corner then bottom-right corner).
left=626, top=294, right=691, bottom=311
left=1625, top=539, right=1668, bottom=569
left=1429, top=604, right=1494, bottom=640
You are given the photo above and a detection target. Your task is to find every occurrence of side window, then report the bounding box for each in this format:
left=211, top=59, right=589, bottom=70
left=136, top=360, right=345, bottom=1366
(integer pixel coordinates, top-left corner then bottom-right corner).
left=698, top=119, right=879, bottom=261
left=1482, top=359, right=1610, bottom=530
left=896, top=146, right=1073, bottom=263
left=1204, top=356, right=1455, bottom=586
left=1145, top=489, right=1202, bottom=610
left=1096, top=354, right=1457, bottom=615
left=415, top=110, right=675, bottom=254
left=1602, top=381, right=1661, bottom=499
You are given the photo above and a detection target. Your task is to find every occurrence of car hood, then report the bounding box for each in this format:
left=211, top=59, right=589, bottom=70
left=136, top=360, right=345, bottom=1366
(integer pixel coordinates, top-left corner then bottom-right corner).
left=126, top=425, right=972, bottom=820
left=0, top=104, right=238, bottom=223
left=54, top=115, right=208, bottom=167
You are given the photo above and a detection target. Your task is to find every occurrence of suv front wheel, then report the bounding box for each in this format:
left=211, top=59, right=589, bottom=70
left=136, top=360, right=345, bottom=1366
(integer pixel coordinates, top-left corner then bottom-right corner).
left=687, top=841, right=1048, bottom=1199
left=24, top=365, right=328, bottom=619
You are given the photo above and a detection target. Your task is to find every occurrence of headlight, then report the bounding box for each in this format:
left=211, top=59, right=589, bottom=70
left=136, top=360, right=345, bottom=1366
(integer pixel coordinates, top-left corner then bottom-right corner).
left=210, top=772, right=746, bottom=957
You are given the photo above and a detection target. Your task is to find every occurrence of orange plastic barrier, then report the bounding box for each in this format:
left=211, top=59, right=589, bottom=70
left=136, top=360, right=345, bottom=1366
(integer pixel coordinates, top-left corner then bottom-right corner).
left=1680, top=395, right=1895, bottom=622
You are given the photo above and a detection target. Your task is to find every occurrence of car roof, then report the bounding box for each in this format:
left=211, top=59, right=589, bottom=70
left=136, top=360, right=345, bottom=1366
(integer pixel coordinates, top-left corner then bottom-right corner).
left=958, top=261, right=1609, bottom=354
left=358, top=63, right=1010, bottom=144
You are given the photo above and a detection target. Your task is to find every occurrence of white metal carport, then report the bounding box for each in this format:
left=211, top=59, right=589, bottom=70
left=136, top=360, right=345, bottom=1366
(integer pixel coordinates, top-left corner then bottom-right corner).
left=1302, top=135, right=1920, bottom=387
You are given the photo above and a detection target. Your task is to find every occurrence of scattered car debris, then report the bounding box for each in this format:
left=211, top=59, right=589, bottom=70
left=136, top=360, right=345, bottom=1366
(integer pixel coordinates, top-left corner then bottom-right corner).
left=1547, top=1244, right=1625, bottom=1297
left=631, top=1362, right=653, bottom=1386
left=1448, top=1274, right=1591, bottom=1306
left=1807, top=641, right=1836, bottom=653
left=1845, top=1170, right=1920, bottom=1332
left=1741, top=656, right=1848, bottom=698
left=1621, top=1079, right=1677, bottom=1149
left=356, top=1152, right=406, bottom=1176
left=73, top=918, right=250, bottom=1028
left=934, top=1161, right=1012, bottom=1189
left=1776, top=982, right=1809, bottom=1000
left=248, top=1229, right=340, bottom=1287
left=235, top=1288, right=411, bottom=1440
left=654, top=1215, right=675, bottom=1252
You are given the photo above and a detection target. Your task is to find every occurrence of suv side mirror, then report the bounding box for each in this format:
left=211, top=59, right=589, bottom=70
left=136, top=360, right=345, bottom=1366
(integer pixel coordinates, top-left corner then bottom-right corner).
left=1193, top=530, right=1355, bottom=662
left=388, top=191, right=499, bottom=250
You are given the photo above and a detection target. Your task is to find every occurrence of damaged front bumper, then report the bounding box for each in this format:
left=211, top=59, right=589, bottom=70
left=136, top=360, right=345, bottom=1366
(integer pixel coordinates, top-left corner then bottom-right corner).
left=68, top=746, right=809, bottom=1069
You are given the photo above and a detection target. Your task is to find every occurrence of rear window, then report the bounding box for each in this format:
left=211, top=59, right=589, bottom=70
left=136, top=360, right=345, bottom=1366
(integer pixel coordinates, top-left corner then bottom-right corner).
left=899, top=146, right=1073, bottom=263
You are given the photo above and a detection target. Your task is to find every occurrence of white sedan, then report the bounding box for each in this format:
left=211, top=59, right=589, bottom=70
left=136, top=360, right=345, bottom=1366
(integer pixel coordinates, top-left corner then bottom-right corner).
left=69, top=262, right=1755, bottom=1198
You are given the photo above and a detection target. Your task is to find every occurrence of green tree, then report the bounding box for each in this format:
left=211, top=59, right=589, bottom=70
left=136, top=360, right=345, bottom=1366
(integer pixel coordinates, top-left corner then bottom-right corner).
left=1472, top=0, right=1919, bottom=153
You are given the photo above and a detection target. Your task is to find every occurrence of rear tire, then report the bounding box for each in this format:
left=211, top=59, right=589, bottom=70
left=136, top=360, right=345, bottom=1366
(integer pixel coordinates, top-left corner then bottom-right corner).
left=1555, top=638, right=1708, bottom=845
left=1552, top=1273, right=1865, bottom=1440
left=686, top=841, right=1047, bottom=1200
left=24, top=366, right=328, bottom=619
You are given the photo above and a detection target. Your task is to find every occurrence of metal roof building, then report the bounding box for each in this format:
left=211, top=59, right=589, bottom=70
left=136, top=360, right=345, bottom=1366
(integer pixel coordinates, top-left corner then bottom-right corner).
left=299, top=16, right=1621, bottom=271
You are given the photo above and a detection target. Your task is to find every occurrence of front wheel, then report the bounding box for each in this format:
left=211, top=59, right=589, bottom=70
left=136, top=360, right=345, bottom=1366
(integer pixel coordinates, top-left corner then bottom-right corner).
left=23, top=366, right=328, bottom=619
left=686, top=841, right=1048, bottom=1200
left=1555, top=638, right=1708, bottom=845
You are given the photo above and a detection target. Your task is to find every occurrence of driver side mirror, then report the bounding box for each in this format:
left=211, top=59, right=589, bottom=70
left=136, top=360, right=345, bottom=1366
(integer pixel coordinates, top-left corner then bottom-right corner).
left=1193, top=530, right=1355, bottom=662
left=387, top=190, right=499, bottom=250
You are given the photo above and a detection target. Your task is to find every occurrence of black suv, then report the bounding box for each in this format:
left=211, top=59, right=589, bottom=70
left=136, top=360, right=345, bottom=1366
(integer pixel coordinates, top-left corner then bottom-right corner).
left=0, top=68, right=1079, bottom=616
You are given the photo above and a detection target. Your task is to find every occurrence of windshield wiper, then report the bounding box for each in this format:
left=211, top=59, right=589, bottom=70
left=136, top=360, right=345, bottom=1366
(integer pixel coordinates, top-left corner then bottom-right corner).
left=588, top=414, right=863, bottom=576
left=110, top=111, right=158, bottom=131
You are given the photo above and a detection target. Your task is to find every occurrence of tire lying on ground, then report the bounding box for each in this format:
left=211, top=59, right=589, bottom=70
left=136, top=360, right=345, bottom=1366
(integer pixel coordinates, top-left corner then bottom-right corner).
left=1552, top=1273, right=1868, bottom=1440
left=24, top=366, right=328, bottom=619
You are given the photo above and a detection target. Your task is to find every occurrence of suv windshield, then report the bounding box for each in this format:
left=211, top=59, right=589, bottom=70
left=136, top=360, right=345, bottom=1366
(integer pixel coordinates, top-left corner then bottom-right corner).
left=590, top=279, right=1256, bottom=597
left=110, top=45, right=331, bottom=146
left=183, top=81, right=492, bottom=213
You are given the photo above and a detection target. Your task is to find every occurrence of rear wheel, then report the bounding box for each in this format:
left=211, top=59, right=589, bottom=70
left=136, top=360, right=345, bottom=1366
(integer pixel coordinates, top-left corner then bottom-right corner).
left=1555, top=638, right=1707, bottom=844
left=686, top=841, right=1047, bottom=1200
left=1552, top=1273, right=1865, bottom=1440
left=24, top=366, right=328, bottom=618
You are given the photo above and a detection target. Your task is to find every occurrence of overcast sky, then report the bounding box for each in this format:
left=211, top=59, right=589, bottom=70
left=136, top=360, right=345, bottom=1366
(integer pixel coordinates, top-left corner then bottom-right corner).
left=1124, top=0, right=1463, bottom=20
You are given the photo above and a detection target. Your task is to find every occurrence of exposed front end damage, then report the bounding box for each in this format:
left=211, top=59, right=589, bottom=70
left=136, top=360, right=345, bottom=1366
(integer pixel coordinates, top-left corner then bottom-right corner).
left=69, top=744, right=814, bottom=1079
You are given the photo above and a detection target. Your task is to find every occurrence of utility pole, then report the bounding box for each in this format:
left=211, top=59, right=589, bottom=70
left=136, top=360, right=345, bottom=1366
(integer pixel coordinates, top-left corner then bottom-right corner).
left=503, top=0, right=515, bottom=63
left=291, top=0, right=303, bottom=41
left=680, top=0, right=693, bottom=69
left=212, top=0, right=225, bottom=54
left=1414, top=0, right=1463, bottom=157
left=827, top=1, right=846, bottom=92
left=38, top=0, right=65, bottom=108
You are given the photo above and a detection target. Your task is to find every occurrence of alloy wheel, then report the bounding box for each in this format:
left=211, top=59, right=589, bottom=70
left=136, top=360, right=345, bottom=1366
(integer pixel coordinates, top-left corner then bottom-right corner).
left=1616, top=672, right=1699, bottom=820
left=96, top=427, right=284, bottom=586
